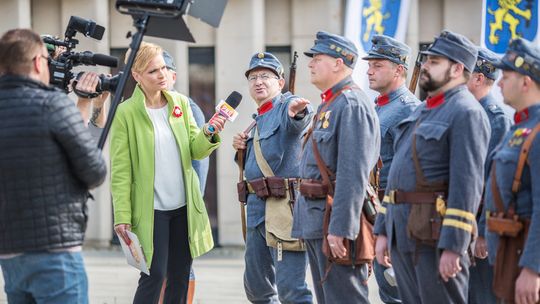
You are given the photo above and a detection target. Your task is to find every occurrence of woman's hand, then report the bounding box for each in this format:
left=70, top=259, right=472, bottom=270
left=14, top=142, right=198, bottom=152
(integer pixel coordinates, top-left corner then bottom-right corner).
left=114, top=224, right=132, bottom=245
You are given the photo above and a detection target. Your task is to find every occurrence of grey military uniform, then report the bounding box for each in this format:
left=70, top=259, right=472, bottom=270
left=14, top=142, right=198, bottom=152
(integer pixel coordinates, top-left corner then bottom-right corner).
left=374, top=84, right=419, bottom=304
left=469, top=94, right=511, bottom=304
left=293, top=76, right=381, bottom=304
left=243, top=92, right=314, bottom=304
left=376, top=85, right=421, bottom=190
left=376, top=85, right=490, bottom=303
left=486, top=104, right=540, bottom=276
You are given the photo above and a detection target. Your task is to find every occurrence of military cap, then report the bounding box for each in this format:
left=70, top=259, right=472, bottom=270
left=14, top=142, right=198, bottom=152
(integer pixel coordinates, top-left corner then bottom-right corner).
left=362, top=35, right=411, bottom=68
left=474, top=47, right=501, bottom=80
left=245, top=52, right=284, bottom=78
left=304, top=31, right=358, bottom=68
left=162, top=50, right=176, bottom=71
left=494, top=38, right=540, bottom=83
left=421, top=30, right=478, bottom=72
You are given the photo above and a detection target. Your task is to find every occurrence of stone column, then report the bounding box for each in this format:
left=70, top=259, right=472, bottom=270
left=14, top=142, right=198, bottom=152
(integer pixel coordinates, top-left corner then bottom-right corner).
left=0, top=0, right=31, bottom=31
left=215, top=0, right=265, bottom=246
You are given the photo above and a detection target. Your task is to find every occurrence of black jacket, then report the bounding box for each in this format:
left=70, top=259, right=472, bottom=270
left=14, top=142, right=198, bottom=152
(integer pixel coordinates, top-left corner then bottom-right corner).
left=0, top=75, right=107, bottom=253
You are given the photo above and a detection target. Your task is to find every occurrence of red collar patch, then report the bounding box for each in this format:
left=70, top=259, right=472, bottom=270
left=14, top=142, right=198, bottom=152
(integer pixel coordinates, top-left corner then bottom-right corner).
left=426, top=93, right=445, bottom=109
left=514, top=108, right=529, bottom=124
left=321, top=88, right=334, bottom=103
left=377, top=94, right=390, bottom=107
left=257, top=100, right=273, bottom=115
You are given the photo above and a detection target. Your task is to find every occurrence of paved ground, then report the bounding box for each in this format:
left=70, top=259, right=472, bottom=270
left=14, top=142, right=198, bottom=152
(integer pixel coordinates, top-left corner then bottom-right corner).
left=0, top=246, right=384, bottom=304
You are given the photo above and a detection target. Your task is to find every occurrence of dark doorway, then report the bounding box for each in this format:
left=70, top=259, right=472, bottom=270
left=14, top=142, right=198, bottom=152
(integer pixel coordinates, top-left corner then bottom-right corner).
left=188, top=47, right=219, bottom=245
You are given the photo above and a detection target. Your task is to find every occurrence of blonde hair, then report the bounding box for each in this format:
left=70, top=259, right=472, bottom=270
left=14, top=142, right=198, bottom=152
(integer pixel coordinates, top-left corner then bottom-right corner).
left=126, top=41, right=163, bottom=73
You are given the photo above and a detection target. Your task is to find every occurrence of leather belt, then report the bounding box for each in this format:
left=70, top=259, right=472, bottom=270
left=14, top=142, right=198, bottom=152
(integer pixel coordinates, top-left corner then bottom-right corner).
left=384, top=189, right=446, bottom=204
left=246, top=177, right=299, bottom=194
left=377, top=189, right=385, bottom=202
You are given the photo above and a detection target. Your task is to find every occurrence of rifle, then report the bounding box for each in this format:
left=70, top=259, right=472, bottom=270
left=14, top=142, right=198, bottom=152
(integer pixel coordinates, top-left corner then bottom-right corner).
left=408, top=50, right=423, bottom=94
left=289, top=51, right=298, bottom=94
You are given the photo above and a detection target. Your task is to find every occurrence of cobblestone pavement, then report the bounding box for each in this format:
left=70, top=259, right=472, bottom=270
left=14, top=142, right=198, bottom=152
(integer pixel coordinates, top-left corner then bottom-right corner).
left=0, top=246, right=383, bottom=303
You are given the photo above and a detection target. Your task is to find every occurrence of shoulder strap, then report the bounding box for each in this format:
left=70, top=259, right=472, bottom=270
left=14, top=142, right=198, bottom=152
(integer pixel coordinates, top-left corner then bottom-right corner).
left=511, top=123, right=540, bottom=193
left=302, top=85, right=357, bottom=147
left=411, top=121, right=428, bottom=186
left=490, top=122, right=540, bottom=214
left=311, top=136, right=336, bottom=196
left=253, top=127, right=275, bottom=177
left=490, top=163, right=507, bottom=214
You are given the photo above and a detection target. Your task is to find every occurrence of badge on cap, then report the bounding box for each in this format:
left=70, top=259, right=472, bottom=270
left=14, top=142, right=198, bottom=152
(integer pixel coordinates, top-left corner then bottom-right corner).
left=258, top=53, right=265, bottom=59
left=515, top=56, right=524, bottom=68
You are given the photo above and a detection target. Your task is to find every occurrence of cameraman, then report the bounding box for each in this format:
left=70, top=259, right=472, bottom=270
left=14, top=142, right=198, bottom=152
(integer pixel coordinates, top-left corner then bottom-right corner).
left=0, top=28, right=107, bottom=304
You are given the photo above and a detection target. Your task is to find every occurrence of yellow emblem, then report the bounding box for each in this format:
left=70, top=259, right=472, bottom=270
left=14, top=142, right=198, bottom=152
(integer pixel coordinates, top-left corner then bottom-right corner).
left=488, top=0, right=532, bottom=45
left=515, top=56, right=524, bottom=68
left=336, top=47, right=342, bottom=52
left=362, top=0, right=390, bottom=42
left=258, top=53, right=265, bottom=59
left=436, top=196, right=447, bottom=216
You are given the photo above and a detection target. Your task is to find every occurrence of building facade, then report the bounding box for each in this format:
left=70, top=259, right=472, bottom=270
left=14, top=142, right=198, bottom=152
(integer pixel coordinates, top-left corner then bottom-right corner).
left=0, top=0, right=483, bottom=246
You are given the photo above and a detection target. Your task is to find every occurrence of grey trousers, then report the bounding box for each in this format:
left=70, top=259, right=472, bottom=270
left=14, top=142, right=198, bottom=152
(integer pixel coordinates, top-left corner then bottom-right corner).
left=244, top=223, right=312, bottom=304
left=390, top=243, right=470, bottom=304
left=469, top=257, right=497, bottom=304
left=305, top=238, right=370, bottom=304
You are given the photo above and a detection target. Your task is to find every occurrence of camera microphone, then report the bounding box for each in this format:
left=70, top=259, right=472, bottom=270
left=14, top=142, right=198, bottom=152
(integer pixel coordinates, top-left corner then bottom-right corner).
left=70, top=51, right=118, bottom=68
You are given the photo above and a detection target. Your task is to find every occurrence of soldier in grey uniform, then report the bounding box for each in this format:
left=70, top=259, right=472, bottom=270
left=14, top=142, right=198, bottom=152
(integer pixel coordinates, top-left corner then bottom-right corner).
left=232, top=52, right=313, bottom=304
left=363, top=35, right=420, bottom=304
left=293, top=31, right=380, bottom=304
left=485, top=38, right=540, bottom=304
left=466, top=47, right=512, bottom=304
left=374, top=30, right=490, bottom=303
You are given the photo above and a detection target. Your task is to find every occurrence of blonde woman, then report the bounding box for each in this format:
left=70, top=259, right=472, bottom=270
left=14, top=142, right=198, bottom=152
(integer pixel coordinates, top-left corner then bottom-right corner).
left=110, top=42, right=225, bottom=303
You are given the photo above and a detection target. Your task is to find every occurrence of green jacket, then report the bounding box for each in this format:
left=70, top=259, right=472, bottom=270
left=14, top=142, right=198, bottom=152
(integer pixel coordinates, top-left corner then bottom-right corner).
left=110, top=85, right=219, bottom=265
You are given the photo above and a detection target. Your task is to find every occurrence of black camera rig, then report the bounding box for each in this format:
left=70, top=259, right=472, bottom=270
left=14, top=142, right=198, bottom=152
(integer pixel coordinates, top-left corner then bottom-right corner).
left=43, top=16, right=119, bottom=94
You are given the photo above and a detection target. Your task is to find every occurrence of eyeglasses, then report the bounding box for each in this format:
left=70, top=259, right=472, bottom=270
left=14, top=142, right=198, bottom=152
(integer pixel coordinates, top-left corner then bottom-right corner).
left=34, top=54, right=51, bottom=64
left=248, top=73, right=279, bottom=83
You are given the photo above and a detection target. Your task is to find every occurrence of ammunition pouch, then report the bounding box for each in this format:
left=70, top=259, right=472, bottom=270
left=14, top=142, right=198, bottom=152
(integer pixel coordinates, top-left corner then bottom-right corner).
left=490, top=217, right=530, bottom=302
left=237, top=181, right=248, bottom=203
left=238, top=177, right=298, bottom=202
left=385, top=190, right=447, bottom=246
left=487, top=212, right=523, bottom=238
left=266, top=176, right=288, bottom=198
left=249, top=177, right=270, bottom=199
left=299, top=179, right=334, bottom=199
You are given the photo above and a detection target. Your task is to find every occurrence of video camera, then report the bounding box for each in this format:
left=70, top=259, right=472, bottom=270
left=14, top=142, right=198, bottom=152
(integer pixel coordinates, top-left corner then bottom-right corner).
left=42, top=16, right=120, bottom=95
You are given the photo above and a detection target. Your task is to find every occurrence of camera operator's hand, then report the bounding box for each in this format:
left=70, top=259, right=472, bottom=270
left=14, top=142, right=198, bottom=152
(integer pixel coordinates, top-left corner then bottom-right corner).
left=75, top=72, right=109, bottom=128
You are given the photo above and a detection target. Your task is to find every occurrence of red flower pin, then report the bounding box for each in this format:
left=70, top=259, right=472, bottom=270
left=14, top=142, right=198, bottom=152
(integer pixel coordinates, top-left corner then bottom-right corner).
left=173, top=106, right=183, bottom=118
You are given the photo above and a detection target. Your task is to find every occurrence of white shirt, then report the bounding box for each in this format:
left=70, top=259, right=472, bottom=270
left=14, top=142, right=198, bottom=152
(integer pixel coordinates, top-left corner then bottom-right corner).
left=146, top=105, right=186, bottom=210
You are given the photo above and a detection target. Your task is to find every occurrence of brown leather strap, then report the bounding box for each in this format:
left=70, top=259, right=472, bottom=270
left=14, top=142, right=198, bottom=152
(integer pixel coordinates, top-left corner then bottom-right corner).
left=490, top=163, right=507, bottom=214
left=512, top=123, right=540, bottom=193
left=303, top=85, right=358, bottom=147
left=311, top=136, right=336, bottom=197
left=411, top=121, right=428, bottom=186
left=392, top=190, right=446, bottom=204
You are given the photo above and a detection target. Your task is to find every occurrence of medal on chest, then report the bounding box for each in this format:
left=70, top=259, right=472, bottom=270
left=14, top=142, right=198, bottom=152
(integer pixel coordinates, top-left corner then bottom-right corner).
left=508, top=128, right=532, bottom=147
left=318, top=111, right=332, bottom=129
